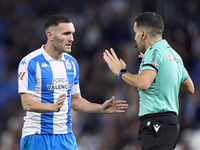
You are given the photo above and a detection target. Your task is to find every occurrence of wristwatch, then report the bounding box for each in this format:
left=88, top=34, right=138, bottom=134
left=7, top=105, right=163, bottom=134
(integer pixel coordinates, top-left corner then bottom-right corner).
left=118, top=69, right=128, bottom=80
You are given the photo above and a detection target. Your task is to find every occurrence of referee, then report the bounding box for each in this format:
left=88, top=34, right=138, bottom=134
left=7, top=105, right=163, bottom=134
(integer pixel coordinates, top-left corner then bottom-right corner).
left=103, top=12, right=194, bottom=150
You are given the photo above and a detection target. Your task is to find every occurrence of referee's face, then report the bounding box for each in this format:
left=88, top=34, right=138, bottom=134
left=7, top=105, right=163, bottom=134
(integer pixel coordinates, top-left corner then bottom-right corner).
left=133, top=22, right=146, bottom=52
left=52, top=22, right=75, bottom=53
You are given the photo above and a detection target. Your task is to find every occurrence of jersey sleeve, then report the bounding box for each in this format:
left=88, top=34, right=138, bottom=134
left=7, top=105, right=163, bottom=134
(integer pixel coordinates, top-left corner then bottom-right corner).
left=181, top=65, right=189, bottom=83
left=71, top=59, right=80, bottom=95
left=18, top=58, right=36, bottom=94
left=141, top=48, right=162, bottom=73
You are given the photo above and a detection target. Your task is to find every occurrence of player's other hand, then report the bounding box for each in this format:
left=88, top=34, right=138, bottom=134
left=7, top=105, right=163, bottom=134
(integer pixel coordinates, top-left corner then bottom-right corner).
left=101, top=96, right=129, bottom=113
left=54, top=93, right=66, bottom=112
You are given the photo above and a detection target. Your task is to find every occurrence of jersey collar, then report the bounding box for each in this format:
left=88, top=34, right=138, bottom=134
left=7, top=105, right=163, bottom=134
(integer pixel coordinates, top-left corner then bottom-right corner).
left=41, top=45, right=65, bottom=61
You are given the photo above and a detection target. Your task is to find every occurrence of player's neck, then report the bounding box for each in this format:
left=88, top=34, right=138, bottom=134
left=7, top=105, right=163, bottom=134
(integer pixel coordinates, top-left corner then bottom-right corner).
left=44, top=41, right=62, bottom=61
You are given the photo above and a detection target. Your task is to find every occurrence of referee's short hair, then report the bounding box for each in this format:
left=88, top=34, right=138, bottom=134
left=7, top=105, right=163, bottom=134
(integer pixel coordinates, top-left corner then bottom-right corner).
left=134, top=12, right=164, bottom=37
left=43, top=15, right=72, bottom=30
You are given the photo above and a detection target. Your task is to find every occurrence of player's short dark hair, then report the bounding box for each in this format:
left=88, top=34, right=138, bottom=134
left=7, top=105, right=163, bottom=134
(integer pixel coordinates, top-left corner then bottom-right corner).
left=43, top=15, right=72, bottom=30
left=134, top=12, right=164, bottom=36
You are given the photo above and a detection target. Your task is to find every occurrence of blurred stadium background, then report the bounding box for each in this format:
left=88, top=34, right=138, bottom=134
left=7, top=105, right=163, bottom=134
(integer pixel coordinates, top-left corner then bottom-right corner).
left=0, top=0, right=200, bottom=149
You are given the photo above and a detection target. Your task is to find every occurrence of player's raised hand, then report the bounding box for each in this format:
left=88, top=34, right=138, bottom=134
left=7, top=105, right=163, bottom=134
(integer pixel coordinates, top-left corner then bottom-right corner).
left=54, top=93, right=66, bottom=112
left=101, top=96, right=129, bottom=113
left=103, top=48, right=126, bottom=76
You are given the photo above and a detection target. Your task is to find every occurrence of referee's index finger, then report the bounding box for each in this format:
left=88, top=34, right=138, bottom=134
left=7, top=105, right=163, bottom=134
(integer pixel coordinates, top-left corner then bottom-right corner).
left=110, top=48, right=119, bottom=60
left=105, top=49, right=114, bottom=60
left=103, top=51, right=112, bottom=62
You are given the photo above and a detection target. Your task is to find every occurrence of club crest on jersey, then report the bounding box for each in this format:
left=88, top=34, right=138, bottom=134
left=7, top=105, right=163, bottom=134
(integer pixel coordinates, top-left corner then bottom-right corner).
left=65, top=60, right=72, bottom=69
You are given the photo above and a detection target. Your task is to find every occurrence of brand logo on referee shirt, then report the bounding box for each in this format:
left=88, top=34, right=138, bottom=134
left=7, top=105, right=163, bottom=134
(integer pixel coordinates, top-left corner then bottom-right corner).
left=168, top=54, right=182, bottom=64
left=168, top=54, right=173, bottom=62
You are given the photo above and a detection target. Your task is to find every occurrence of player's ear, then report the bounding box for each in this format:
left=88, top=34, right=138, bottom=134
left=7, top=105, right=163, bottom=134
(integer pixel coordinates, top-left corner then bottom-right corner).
left=46, top=31, right=54, bottom=41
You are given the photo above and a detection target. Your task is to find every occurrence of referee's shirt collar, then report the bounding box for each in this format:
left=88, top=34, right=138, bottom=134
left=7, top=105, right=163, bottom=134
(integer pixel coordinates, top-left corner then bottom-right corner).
left=41, top=45, right=65, bottom=61
left=146, top=39, right=168, bottom=51
left=152, top=39, right=168, bottom=47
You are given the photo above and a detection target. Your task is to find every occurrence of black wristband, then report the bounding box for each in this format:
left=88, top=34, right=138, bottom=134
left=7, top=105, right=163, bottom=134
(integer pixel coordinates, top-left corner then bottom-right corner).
left=118, top=69, right=128, bottom=80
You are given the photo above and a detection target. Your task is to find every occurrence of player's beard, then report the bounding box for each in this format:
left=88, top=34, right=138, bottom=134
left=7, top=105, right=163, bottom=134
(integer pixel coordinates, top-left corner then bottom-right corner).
left=53, top=36, right=71, bottom=53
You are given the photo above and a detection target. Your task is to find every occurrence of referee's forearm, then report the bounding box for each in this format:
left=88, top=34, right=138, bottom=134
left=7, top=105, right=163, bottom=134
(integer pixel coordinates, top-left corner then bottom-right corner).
left=122, top=73, right=147, bottom=90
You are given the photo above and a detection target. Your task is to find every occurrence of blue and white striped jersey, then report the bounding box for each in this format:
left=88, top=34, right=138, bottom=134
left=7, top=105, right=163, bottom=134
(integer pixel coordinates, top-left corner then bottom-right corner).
left=18, top=45, right=80, bottom=138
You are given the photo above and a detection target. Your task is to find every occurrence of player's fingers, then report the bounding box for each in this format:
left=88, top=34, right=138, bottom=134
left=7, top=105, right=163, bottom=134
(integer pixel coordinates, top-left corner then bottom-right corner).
left=116, top=100, right=127, bottom=104
left=58, top=98, right=65, bottom=103
left=116, top=103, right=129, bottom=109
left=58, top=101, right=64, bottom=108
left=115, top=110, right=125, bottom=113
left=117, top=105, right=129, bottom=109
left=107, top=96, right=115, bottom=104
left=110, top=96, right=115, bottom=101
left=58, top=93, right=66, bottom=99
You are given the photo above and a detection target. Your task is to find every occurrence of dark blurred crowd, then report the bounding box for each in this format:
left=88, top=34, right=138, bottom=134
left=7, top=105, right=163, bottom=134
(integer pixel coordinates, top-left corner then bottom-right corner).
left=0, top=0, right=200, bottom=150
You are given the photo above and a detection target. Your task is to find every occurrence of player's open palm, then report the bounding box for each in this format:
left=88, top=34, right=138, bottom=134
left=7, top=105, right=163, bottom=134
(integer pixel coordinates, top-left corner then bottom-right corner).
left=54, top=93, right=66, bottom=112
left=102, top=96, right=129, bottom=113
